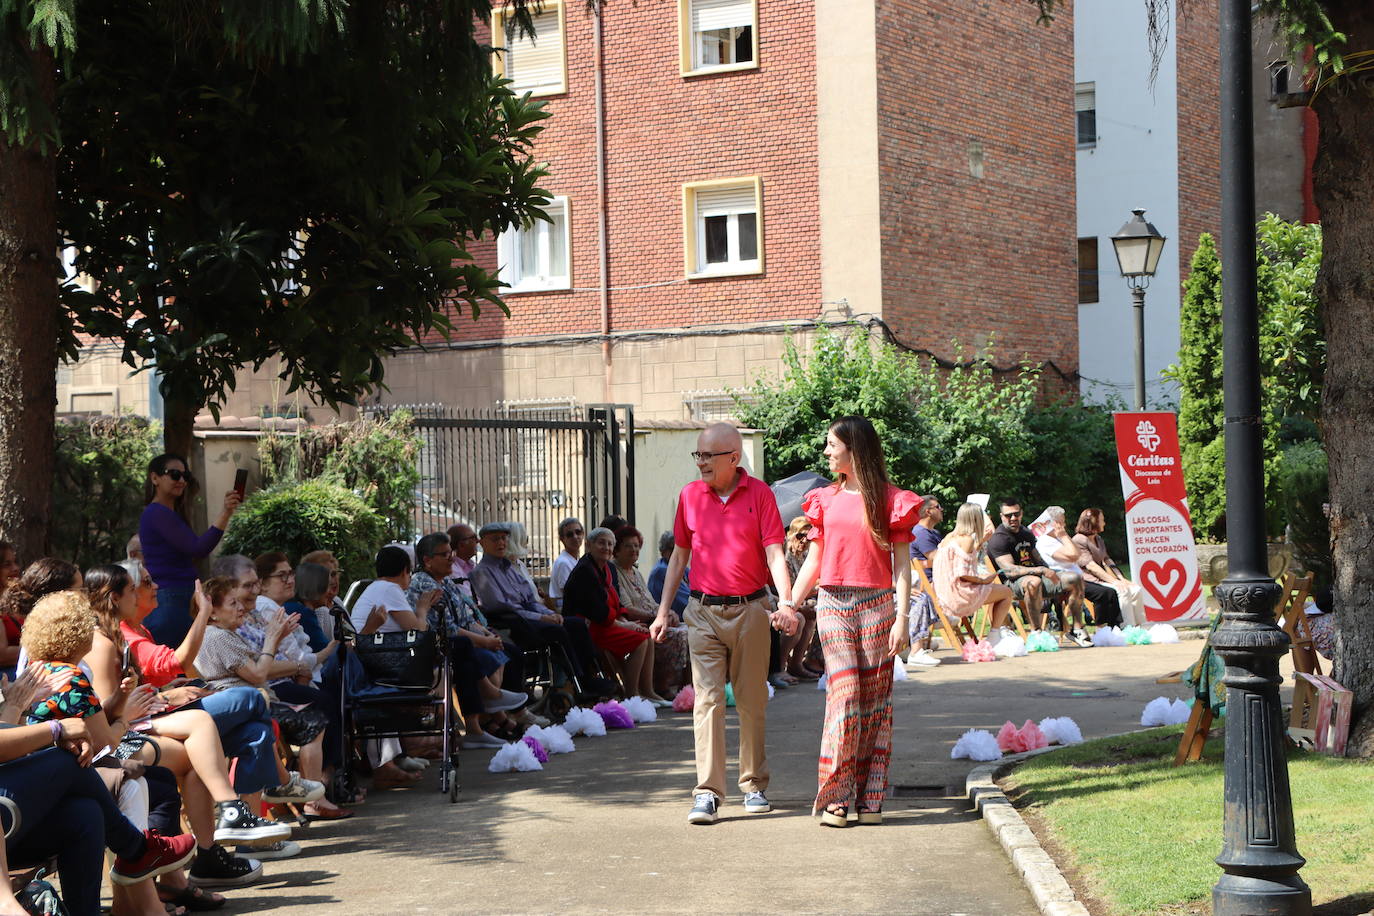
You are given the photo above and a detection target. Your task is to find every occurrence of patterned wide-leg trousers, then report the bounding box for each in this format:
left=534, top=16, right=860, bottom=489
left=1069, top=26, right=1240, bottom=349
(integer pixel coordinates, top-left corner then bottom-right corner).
left=812, top=585, right=896, bottom=815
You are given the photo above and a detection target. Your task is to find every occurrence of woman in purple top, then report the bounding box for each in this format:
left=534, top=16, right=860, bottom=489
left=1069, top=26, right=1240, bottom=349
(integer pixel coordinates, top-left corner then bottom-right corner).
left=138, top=454, right=241, bottom=647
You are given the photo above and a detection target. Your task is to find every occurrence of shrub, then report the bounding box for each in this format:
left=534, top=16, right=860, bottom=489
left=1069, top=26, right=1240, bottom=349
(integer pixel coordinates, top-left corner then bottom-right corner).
left=51, top=415, right=162, bottom=568
left=258, top=410, right=421, bottom=541
left=219, top=478, right=387, bottom=582
left=1278, top=440, right=1331, bottom=596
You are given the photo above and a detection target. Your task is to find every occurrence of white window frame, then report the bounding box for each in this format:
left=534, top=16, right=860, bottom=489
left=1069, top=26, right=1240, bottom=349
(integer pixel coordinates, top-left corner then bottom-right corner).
left=498, top=197, right=572, bottom=293
left=679, top=0, right=758, bottom=77
left=1075, top=82, right=1097, bottom=149
left=492, top=1, right=568, bottom=97
left=683, top=178, right=763, bottom=279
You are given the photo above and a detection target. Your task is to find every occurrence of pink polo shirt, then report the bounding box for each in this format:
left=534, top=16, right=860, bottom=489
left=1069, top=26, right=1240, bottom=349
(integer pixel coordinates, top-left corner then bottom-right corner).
left=673, top=468, right=784, bottom=596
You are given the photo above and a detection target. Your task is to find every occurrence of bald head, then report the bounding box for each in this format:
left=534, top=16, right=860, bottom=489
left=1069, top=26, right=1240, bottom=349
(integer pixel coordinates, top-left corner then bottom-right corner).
left=700, top=422, right=742, bottom=452
left=695, top=423, right=743, bottom=494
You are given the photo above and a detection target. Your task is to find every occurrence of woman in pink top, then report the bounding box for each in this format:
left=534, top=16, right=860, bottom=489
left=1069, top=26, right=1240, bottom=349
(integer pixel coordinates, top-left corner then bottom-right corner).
left=791, top=416, right=921, bottom=828
left=934, top=503, right=1015, bottom=629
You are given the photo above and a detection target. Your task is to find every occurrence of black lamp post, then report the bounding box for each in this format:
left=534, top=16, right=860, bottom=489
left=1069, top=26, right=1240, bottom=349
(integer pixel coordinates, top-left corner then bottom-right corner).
left=1110, top=208, right=1167, bottom=411
left=1211, top=0, right=1310, bottom=912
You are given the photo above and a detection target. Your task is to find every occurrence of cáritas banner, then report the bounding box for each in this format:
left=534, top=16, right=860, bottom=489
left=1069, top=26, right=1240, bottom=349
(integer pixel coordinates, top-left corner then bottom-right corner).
left=1112, top=412, right=1206, bottom=622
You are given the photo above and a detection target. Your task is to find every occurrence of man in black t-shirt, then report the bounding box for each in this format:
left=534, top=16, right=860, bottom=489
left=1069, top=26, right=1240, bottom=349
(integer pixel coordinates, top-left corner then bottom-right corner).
left=985, top=497, right=1064, bottom=633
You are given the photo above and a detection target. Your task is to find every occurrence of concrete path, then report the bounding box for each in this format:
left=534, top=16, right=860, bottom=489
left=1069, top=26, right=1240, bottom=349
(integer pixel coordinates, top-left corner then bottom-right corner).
left=207, top=639, right=1207, bottom=916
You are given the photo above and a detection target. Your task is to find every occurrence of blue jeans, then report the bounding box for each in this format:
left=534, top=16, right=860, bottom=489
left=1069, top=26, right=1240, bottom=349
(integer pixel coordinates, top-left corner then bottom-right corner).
left=187, top=687, right=278, bottom=794
left=145, top=584, right=194, bottom=648
left=1, top=748, right=146, bottom=916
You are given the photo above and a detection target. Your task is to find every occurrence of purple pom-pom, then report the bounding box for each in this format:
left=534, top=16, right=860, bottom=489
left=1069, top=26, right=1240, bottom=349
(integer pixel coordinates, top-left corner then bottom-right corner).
left=522, top=734, right=549, bottom=763
left=593, top=700, right=635, bottom=729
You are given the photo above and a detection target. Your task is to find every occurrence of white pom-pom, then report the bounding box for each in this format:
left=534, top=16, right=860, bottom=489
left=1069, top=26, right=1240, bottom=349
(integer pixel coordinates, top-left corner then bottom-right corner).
left=994, top=634, right=1028, bottom=658
left=488, top=740, right=543, bottom=772
left=563, top=706, right=607, bottom=737
left=1141, top=696, right=1176, bottom=726
left=1038, top=716, right=1084, bottom=746
left=621, top=696, right=658, bottom=723
left=950, top=729, right=1003, bottom=761
left=524, top=724, right=575, bottom=754
left=893, top=657, right=909, bottom=681
left=766, top=681, right=775, bottom=698
left=1148, top=623, right=1180, bottom=644
left=1168, top=698, right=1192, bottom=724
left=1092, top=626, right=1126, bottom=647
left=816, top=674, right=827, bottom=691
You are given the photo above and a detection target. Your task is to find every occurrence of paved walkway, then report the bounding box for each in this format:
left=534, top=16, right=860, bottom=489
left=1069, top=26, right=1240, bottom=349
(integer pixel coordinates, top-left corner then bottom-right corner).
left=201, top=639, right=1208, bottom=916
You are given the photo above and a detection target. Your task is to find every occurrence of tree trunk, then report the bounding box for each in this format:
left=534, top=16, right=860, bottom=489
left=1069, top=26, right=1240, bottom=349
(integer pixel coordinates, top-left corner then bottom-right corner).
left=1313, top=2, right=1374, bottom=756
left=162, top=390, right=198, bottom=462
left=0, top=48, right=57, bottom=564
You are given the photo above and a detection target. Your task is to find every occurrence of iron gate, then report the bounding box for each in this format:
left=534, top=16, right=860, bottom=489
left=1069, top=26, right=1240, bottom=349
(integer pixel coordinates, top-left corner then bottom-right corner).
left=394, top=403, right=634, bottom=579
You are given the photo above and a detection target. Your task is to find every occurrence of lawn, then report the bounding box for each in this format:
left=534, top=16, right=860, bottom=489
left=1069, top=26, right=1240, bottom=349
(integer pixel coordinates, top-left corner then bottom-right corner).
left=1003, top=725, right=1374, bottom=915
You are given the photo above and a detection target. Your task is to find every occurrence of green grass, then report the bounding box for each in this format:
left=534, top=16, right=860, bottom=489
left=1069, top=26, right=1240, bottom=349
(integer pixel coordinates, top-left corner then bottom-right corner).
left=1004, top=726, right=1374, bottom=915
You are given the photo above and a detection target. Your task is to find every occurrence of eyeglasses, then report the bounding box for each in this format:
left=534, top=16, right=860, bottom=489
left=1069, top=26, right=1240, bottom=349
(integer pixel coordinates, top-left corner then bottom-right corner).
left=690, top=450, right=736, bottom=462
left=264, top=570, right=295, bottom=581
left=563, top=529, right=584, bottom=537
left=454, top=534, right=478, bottom=543
left=1001, top=511, right=1022, bottom=519
left=160, top=469, right=192, bottom=482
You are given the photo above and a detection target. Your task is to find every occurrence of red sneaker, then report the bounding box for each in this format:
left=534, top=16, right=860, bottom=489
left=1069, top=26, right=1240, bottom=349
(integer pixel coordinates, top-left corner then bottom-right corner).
left=111, top=830, right=197, bottom=886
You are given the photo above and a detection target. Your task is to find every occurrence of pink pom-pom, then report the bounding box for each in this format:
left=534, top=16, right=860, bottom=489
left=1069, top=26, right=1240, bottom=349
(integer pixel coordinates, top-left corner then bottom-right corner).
left=1017, top=719, right=1048, bottom=751
left=672, top=685, right=695, bottom=712
left=522, top=734, right=549, bottom=763
left=962, top=639, right=998, bottom=663
left=593, top=700, right=635, bottom=729
left=996, top=721, right=1020, bottom=752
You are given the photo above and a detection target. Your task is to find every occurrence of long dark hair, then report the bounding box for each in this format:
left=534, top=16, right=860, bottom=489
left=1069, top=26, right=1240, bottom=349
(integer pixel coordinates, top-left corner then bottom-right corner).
left=0, top=558, right=81, bottom=620
left=829, top=416, right=891, bottom=550
left=144, top=453, right=197, bottom=520
left=84, top=564, right=136, bottom=673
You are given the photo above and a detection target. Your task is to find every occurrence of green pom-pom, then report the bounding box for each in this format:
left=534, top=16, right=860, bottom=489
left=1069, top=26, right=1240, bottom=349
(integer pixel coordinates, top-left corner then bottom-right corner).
left=1123, top=625, right=1153, bottom=646
left=1026, top=631, right=1060, bottom=652
left=724, top=683, right=736, bottom=707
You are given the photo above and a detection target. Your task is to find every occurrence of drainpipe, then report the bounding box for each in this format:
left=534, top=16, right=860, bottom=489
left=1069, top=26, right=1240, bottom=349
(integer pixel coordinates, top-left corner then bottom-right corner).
left=593, top=0, right=612, bottom=401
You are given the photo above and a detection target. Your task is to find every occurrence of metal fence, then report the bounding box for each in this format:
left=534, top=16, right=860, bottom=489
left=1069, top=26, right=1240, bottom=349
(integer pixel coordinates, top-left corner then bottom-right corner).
left=384, top=403, right=635, bottom=579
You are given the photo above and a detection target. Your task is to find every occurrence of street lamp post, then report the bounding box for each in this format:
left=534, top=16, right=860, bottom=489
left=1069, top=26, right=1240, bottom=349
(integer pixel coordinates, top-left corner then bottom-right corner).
left=1110, top=208, right=1167, bottom=411
left=1211, top=0, right=1310, bottom=913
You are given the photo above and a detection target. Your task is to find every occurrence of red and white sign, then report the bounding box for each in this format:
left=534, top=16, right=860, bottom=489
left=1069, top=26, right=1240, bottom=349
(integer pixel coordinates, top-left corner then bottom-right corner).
left=1113, top=412, right=1206, bottom=622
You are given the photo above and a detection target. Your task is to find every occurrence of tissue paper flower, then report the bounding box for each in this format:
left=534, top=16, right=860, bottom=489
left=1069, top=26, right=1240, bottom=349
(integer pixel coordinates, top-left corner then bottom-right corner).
left=951, top=729, right=1003, bottom=761
left=1123, top=625, right=1153, bottom=646
left=563, top=706, right=607, bottom=737
left=817, top=674, right=827, bottom=691
left=672, top=684, right=695, bottom=712
left=621, top=696, right=657, bottom=723
left=724, top=683, right=737, bottom=707
left=1038, top=716, right=1083, bottom=746
left=996, top=721, right=1021, bottom=752
left=522, top=734, right=549, bottom=763
left=994, top=634, right=1028, bottom=658
left=1091, top=626, right=1125, bottom=647
left=1141, top=696, right=1191, bottom=726
left=767, top=681, right=775, bottom=698
left=893, top=657, right=909, bottom=681
left=594, top=701, right=635, bottom=729
left=488, top=740, right=543, bottom=772
left=1148, top=623, right=1180, bottom=644
left=1169, top=698, right=1192, bottom=723
left=1026, top=630, right=1060, bottom=653
left=962, top=639, right=998, bottom=662
left=524, top=724, right=575, bottom=754
left=1017, top=719, right=1048, bottom=751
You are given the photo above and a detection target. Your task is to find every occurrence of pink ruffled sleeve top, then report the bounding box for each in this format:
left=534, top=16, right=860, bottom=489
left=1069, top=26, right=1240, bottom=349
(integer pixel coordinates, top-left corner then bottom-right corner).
left=802, top=484, right=922, bottom=589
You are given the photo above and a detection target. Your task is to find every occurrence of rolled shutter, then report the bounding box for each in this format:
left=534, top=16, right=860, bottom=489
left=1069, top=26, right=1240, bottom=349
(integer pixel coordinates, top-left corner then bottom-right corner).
left=696, top=184, right=757, bottom=217
left=691, top=0, right=753, bottom=33
left=506, top=8, right=564, bottom=92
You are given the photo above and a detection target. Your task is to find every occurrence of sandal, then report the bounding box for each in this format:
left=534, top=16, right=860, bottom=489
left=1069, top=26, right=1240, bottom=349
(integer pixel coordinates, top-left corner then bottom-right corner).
left=819, top=805, right=850, bottom=828
left=158, top=885, right=226, bottom=912
left=303, top=801, right=355, bottom=821
left=856, top=806, right=883, bottom=826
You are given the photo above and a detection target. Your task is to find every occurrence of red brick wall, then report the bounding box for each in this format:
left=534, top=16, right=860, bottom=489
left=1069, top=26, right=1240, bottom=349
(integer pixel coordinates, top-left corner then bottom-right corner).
left=445, top=0, right=822, bottom=344
left=874, top=0, right=1078, bottom=383
left=1175, top=0, right=1221, bottom=286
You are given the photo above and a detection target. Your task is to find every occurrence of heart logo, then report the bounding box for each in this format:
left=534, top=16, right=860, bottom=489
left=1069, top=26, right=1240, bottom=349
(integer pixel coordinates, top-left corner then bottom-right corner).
left=1139, top=558, right=1188, bottom=610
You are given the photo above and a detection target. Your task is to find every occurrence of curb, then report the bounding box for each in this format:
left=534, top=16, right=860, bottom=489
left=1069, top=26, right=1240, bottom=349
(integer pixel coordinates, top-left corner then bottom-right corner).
left=965, top=747, right=1091, bottom=916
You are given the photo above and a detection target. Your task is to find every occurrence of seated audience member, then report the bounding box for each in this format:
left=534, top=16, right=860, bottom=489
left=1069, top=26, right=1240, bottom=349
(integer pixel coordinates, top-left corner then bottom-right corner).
left=446, top=525, right=479, bottom=583
left=548, top=517, right=584, bottom=611
left=563, top=528, right=669, bottom=706
left=0, top=673, right=197, bottom=916
left=599, top=515, right=628, bottom=535
left=408, top=534, right=531, bottom=747
left=986, top=497, right=1065, bottom=635
left=905, top=496, right=943, bottom=666
left=126, top=535, right=143, bottom=563
left=647, top=532, right=691, bottom=614
left=1029, top=507, right=1114, bottom=646
left=300, top=549, right=349, bottom=642
left=1072, top=508, right=1147, bottom=627
left=934, top=503, right=1016, bottom=638
left=611, top=526, right=689, bottom=696
left=470, top=525, right=607, bottom=693
left=283, top=563, right=336, bottom=653
left=781, top=518, right=822, bottom=679
left=0, top=557, right=82, bottom=675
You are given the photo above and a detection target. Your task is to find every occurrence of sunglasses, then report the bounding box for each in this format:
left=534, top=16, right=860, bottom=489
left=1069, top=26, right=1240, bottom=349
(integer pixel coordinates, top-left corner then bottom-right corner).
left=161, top=469, right=193, bottom=482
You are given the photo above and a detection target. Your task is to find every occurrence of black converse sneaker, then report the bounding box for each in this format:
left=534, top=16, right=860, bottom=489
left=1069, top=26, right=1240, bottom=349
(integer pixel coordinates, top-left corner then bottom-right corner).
left=187, top=843, right=264, bottom=888
left=212, top=800, right=292, bottom=844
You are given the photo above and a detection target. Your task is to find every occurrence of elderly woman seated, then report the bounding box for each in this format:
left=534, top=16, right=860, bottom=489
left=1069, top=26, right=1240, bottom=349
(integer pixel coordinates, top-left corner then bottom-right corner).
left=610, top=526, right=689, bottom=698
left=563, top=528, right=671, bottom=707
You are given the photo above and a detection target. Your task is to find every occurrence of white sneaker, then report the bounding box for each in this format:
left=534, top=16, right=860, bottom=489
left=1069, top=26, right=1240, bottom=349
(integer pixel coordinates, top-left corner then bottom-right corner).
left=395, top=755, right=430, bottom=772
left=244, top=840, right=300, bottom=861
left=908, top=649, right=941, bottom=667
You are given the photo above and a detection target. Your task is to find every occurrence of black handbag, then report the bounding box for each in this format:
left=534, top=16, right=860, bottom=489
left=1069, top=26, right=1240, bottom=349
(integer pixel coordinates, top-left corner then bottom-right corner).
left=352, top=629, right=437, bottom=690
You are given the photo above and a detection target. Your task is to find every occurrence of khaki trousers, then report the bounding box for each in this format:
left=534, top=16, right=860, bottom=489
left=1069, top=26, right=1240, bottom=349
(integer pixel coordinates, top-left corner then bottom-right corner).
left=685, top=594, right=772, bottom=799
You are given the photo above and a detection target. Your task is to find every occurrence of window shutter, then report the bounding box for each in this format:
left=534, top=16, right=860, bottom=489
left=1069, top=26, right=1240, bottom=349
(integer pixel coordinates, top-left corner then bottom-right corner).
left=1075, top=82, right=1095, bottom=112
left=506, top=8, right=564, bottom=92
left=691, top=0, right=752, bottom=34
left=696, top=184, right=757, bottom=217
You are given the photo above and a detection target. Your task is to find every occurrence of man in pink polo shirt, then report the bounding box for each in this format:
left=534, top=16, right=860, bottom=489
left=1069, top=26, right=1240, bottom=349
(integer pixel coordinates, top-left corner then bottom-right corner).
left=652, top=423, right=799, bottom=825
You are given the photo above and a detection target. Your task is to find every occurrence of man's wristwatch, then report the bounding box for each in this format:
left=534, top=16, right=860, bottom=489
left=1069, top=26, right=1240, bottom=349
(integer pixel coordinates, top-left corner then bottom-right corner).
left=777, top=598, right=795, bottom=609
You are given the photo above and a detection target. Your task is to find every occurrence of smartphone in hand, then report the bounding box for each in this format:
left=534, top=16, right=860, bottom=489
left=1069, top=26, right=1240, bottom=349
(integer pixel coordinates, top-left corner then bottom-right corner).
left=233, top=468, right=249, bottom=499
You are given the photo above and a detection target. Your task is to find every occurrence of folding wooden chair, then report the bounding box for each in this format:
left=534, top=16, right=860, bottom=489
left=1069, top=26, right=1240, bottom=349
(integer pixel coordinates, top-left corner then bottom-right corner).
left=983, top=558, right=1030, bottom=639
left=911, top=561, right=971, bottom=649
left=1277, top=571, right=1318, bottom=675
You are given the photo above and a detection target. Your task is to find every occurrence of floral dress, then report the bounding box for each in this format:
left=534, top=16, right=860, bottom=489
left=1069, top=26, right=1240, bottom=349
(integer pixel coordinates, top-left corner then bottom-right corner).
left=933, top=539, right=995, bottom=618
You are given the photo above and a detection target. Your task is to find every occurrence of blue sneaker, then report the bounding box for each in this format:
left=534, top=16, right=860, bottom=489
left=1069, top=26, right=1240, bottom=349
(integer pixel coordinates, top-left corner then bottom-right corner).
left=687, top=793, right=719, bottom=825
left=743, top=791, right=771, bottom=813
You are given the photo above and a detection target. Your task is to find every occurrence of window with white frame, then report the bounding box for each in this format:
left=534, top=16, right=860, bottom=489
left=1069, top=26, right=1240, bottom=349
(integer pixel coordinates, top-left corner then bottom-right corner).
left=681, top=0, right=757, bottom=75
left=494, top=3, right=567, bottom=96
left=683, top=179, right=762, bottom=277
left=499, top=197, right=570, bottom=292
left=1075, top=82, right=1097, bottom=148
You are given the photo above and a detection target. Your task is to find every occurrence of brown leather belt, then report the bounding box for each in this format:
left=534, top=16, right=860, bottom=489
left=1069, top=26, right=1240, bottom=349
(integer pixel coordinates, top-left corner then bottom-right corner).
left=689, top=588, right=769, bottom=606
